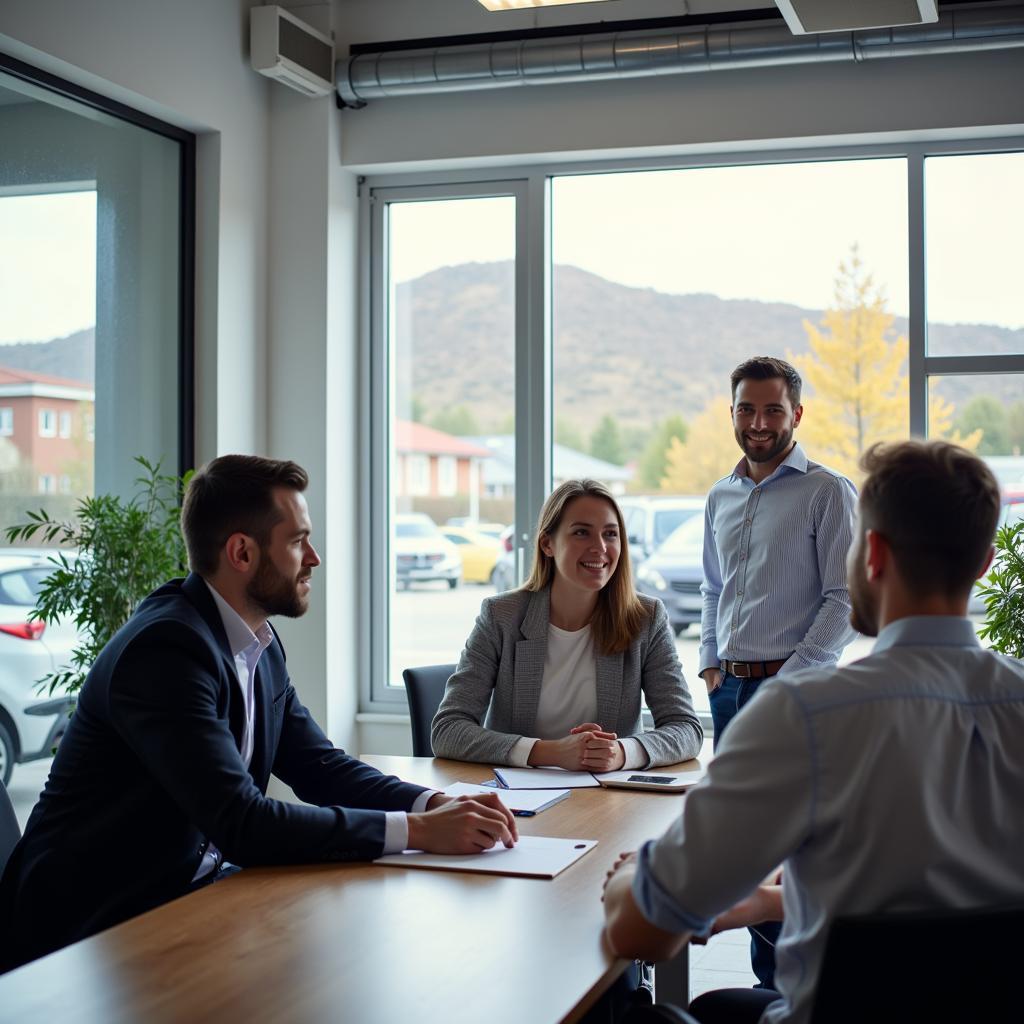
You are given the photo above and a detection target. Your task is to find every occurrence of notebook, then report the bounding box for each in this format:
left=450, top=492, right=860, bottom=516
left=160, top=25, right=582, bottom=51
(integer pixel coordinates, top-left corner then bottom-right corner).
left=443, top=781, right=571, bottom=815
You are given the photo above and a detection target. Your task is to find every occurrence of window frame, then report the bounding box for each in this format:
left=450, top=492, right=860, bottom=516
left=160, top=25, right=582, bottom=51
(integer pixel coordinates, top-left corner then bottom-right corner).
left=360, top=136, right=1024, bottom=714
left=0, top=50, right=196, bottom=480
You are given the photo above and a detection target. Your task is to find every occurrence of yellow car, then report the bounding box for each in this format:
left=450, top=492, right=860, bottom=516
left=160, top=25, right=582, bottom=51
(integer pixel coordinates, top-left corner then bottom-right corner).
left=439, top=527, right=503, bottom=585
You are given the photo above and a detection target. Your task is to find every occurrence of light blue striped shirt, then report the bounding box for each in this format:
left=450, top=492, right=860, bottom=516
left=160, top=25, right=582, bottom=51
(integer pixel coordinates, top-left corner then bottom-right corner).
left=699, top=443, right=857, bottom=677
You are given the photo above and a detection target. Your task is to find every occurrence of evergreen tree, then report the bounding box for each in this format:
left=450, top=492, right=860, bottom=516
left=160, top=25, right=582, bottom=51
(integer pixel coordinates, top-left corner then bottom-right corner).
left=429, top=405, right=479, bottom=437
left=955, top=396, right=1011, bottom=456
left=636, top=416, right=688, bottom=490
left=590, top=415, right=625, bottom=466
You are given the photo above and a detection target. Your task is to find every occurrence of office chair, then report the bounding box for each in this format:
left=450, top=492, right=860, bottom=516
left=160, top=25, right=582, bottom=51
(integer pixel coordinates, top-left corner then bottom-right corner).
left=402, top=663, right=456, bottom=757
left=0, top=783, right=21, bottom=878
left=625, top=904, right=1024, bottom=1024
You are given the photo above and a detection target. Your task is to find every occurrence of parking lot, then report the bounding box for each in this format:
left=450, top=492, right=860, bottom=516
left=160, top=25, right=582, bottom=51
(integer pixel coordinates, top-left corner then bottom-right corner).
left=391, top=580, right=877, bottom=714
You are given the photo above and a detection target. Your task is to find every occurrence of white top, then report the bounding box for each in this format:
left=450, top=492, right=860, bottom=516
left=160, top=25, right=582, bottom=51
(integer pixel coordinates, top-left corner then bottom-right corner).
left=510, top=623, right=646, bottom=770
left=632, top=616, right=1024, bottom=1024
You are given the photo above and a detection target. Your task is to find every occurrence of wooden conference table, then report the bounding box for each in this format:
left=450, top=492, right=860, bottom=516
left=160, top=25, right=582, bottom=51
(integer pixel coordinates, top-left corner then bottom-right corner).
left=0, top=748, right=711, bottom=1024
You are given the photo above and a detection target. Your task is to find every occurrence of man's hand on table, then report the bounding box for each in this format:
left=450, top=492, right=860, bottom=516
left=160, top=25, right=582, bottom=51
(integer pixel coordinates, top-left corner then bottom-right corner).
left=407, top=793, right=518, bottom=854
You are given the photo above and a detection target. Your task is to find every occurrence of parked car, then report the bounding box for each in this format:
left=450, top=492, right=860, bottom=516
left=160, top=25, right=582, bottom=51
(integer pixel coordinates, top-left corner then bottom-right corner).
left=439, top=526, right=502, bottom=584
left=0, top=549, right=78, bottom=786
left=634, top=514, right=705, bottom=635
left=969, top=492, right=1024, bottom=615
left=619, top=496, right=706, bottom=562
left=394, top=514, right=462, bottom=589
left=491, top=524, right=517, bottom=593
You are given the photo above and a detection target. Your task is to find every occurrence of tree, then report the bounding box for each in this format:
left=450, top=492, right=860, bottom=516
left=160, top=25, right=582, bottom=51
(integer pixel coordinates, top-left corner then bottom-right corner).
left=1008, top=401, right=1024, bottom=456
left=429, top=405, right=479, bottom=437
left=791, top=246, right=979, bottom=482
left=555, top=418, right=585, bottom=452
left=660, top=399, right=737, bottom=494
left=409, top=394, right=427, bottom=423
left=636, top=416, right=688, bottom=490
left=590, top=414, right=625, bottom=466
left=955, top=396, right=1010, bottom=456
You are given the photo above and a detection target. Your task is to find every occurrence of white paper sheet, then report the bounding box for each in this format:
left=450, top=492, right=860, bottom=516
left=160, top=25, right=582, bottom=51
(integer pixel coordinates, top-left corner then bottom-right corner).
left=493, top=766, right=601, bottom=789
left=374, top=835, right=598, bottom=879
left=443, top=781, right=571, bottom=814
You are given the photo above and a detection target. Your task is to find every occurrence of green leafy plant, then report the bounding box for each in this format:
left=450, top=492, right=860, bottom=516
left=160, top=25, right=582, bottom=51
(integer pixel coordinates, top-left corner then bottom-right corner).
left=977, top=521, right=1024, bottom=659
left=5, top=457, right=192, bottom=696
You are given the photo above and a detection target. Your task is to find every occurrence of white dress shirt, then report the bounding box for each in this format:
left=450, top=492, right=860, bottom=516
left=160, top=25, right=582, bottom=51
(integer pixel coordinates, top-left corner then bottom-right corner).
left=633, top=616, right=1024, bottom=1024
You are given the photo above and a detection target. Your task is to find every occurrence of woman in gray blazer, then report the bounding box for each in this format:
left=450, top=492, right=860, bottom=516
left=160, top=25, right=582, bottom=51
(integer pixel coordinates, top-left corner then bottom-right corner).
left=431, top=479, right=703, bottom=770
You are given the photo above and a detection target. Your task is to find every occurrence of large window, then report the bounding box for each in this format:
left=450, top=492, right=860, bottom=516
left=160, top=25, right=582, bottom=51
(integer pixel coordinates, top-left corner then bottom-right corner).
left=0, top=54, right=194, bottom=539
left=365, top=141, right=1024, bottom=712
left=369, top=190, right=520, bottom=702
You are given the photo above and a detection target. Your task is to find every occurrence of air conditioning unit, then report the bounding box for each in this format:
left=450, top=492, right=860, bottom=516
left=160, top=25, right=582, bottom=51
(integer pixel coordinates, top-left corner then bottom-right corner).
left=250, top=5, right=335, bottom=97
left=775, top=0, right=938, bottom=34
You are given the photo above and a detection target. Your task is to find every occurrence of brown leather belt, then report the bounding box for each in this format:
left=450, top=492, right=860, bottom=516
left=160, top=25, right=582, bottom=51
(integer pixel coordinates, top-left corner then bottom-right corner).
left=721, top=658, right=789, bottom=679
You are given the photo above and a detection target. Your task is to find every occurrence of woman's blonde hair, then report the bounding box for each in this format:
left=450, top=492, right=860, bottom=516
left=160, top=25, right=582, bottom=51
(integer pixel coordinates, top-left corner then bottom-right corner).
left=522, top=479, right=648, bottom=655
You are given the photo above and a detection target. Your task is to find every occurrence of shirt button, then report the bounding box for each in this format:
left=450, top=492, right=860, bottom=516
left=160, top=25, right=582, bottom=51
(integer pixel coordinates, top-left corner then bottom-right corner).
left=745, top=519, right=752, bottom=526
left=739, top=553, right=746, bottom=560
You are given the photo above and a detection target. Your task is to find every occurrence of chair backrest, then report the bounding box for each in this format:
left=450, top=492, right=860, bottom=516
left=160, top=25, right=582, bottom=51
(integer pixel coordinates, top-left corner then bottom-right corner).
left=811, top=904, right=1022, bottom=1023
left=0, top=783, right=21, bottom=878
left=402, top=664, right=456, bottom=757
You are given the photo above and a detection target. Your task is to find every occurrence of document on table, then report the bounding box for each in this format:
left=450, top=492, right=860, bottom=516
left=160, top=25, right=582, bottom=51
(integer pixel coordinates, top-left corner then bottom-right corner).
left=493, top=766, right=601, bottom=789
left=374, top=835, right=598, bottom=879
left=443, top=781, right=571, bottom=814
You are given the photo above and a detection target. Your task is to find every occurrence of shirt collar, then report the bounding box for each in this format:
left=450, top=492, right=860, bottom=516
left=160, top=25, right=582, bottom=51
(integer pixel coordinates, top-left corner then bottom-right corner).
left=872, top=615, right=980, bottom=654
left=203, top=579, right=273, bottom=658
left=730, top=441, right=808, bottom=483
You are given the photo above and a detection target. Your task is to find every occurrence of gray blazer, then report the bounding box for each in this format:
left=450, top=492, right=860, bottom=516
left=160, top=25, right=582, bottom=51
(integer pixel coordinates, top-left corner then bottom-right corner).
left=431, top=587, right=703, bottom=767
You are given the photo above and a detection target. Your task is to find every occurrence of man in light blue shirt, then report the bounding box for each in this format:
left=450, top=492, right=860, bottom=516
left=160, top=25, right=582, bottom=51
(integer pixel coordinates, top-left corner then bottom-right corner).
left=603, top=440, right=1024, bottom=1024
left=698, top=356, right=857, bottom=986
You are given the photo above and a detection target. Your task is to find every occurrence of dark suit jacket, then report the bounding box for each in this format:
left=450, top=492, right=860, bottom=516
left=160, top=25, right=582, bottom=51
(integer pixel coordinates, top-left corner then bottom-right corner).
left=0, top=573, right=427, bottom=973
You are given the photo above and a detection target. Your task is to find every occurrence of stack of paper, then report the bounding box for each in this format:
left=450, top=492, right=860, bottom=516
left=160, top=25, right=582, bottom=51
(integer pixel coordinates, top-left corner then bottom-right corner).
left=375, top=835, right=597, bottom=879
left=443, top=781, right=570, bottom=815
left=493, top=766, right=600, bottom=789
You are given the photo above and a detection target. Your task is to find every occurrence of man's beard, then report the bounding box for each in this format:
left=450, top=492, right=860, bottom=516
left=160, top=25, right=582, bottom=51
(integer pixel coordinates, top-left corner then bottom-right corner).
left=847, top=560, right=878, bottom=637
left=734, top=425, right=794, bottom=464
left=248, top=552, right=310, bottom=619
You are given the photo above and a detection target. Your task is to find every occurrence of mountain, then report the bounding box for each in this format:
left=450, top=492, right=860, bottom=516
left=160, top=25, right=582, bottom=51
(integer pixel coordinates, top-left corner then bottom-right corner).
left=395, top=261, right=1024, bottom=433
left=0, top=328, right=95, bottom=383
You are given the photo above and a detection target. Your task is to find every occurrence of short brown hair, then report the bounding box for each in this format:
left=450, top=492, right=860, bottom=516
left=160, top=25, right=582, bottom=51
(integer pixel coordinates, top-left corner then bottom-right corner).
left=730, top=356, right=802, bottom=407
left=181, top=455, right=309, bottom=575
left=858, top=440, right=1000, bottom=597
left=523, top=479, right=647, bottom=655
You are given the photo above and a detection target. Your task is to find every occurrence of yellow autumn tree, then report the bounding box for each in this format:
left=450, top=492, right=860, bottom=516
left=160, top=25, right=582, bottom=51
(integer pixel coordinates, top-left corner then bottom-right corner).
left=791, top=247, right=979, bottom=482
left=659, top=398, right=738, bottom=494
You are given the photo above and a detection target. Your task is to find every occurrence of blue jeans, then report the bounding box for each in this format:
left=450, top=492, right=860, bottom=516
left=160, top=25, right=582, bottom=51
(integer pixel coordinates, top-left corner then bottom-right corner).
left=708, top=670, right=781, bottom=990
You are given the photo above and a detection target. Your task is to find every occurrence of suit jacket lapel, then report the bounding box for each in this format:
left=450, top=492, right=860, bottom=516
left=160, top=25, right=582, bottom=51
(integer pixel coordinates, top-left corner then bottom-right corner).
left=511, top=588, right=550, bottom=736
left=180, top=572, right=248, bottom=755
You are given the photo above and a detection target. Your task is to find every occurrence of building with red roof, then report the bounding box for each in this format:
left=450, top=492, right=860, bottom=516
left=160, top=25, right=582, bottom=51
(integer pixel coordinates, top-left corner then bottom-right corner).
left=0, top=365, right=95, bottom=495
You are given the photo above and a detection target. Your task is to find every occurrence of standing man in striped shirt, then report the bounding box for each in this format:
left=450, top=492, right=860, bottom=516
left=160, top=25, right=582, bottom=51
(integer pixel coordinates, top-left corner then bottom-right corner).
left=698, top=355, right=857, bottom=987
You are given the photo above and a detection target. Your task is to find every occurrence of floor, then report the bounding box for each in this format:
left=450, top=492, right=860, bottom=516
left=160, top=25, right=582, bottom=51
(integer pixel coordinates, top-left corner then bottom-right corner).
left=7, top=758, right=760, bottom=1001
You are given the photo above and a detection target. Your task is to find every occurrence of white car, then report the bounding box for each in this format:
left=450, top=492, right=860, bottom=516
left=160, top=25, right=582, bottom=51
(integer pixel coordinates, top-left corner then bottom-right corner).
left=0, top=549, right=79, bottom=787
left=393, top=514, right=462, bottom=590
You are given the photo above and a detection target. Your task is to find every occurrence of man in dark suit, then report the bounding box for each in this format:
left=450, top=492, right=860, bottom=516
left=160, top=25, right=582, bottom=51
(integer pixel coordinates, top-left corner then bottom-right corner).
left=0, top=455, right=516, bottom=974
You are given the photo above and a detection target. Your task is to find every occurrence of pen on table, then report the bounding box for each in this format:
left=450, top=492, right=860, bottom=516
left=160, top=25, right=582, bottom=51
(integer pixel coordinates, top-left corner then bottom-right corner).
left=512, top=809, right=535, bottom=818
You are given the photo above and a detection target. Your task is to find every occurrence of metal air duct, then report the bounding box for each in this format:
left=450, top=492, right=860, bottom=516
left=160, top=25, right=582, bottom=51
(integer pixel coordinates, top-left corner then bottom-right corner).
left=336, top=3, right=1024, bottom=107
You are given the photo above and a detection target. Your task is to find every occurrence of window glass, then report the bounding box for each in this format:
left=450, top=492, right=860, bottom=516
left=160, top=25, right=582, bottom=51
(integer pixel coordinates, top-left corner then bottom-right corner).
left=0, top=67, right=185, bottom=544
left=385, top=196, right=516, bottom=691
left=553, top=159, right=907, bottom=711
left=926, top=152, right=1024, bottom=355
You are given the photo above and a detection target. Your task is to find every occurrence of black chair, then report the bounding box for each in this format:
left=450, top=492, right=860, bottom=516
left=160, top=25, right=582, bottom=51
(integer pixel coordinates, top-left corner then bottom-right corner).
left=402, top=663, right=456, bottom=757
left=626, top=904, right=1024, bottom=1024
left=0, top=782, right=21, bottom=878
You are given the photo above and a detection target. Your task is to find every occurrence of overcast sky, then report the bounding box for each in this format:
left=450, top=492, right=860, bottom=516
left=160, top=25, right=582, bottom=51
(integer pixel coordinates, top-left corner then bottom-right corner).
left=1, top=152, right=1021, bottom=345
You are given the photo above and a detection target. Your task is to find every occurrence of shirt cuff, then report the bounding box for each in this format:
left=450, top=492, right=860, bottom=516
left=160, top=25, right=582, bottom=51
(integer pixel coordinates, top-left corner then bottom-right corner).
left=632, top=839, right=713, bottom=935
left=619, top=738, right=648, bottom=770
left=510, top=736, right=537, bottom=767
left=698, top=645, right=720, bottom=676
left=383, top=790, right=438, bottom=853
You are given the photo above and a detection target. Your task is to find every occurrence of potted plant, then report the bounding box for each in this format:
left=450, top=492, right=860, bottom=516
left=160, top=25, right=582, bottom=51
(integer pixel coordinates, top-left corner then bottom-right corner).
left=977, top=520, right=1024, bottom=660
left=5, top=457, right=191, bottom=698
